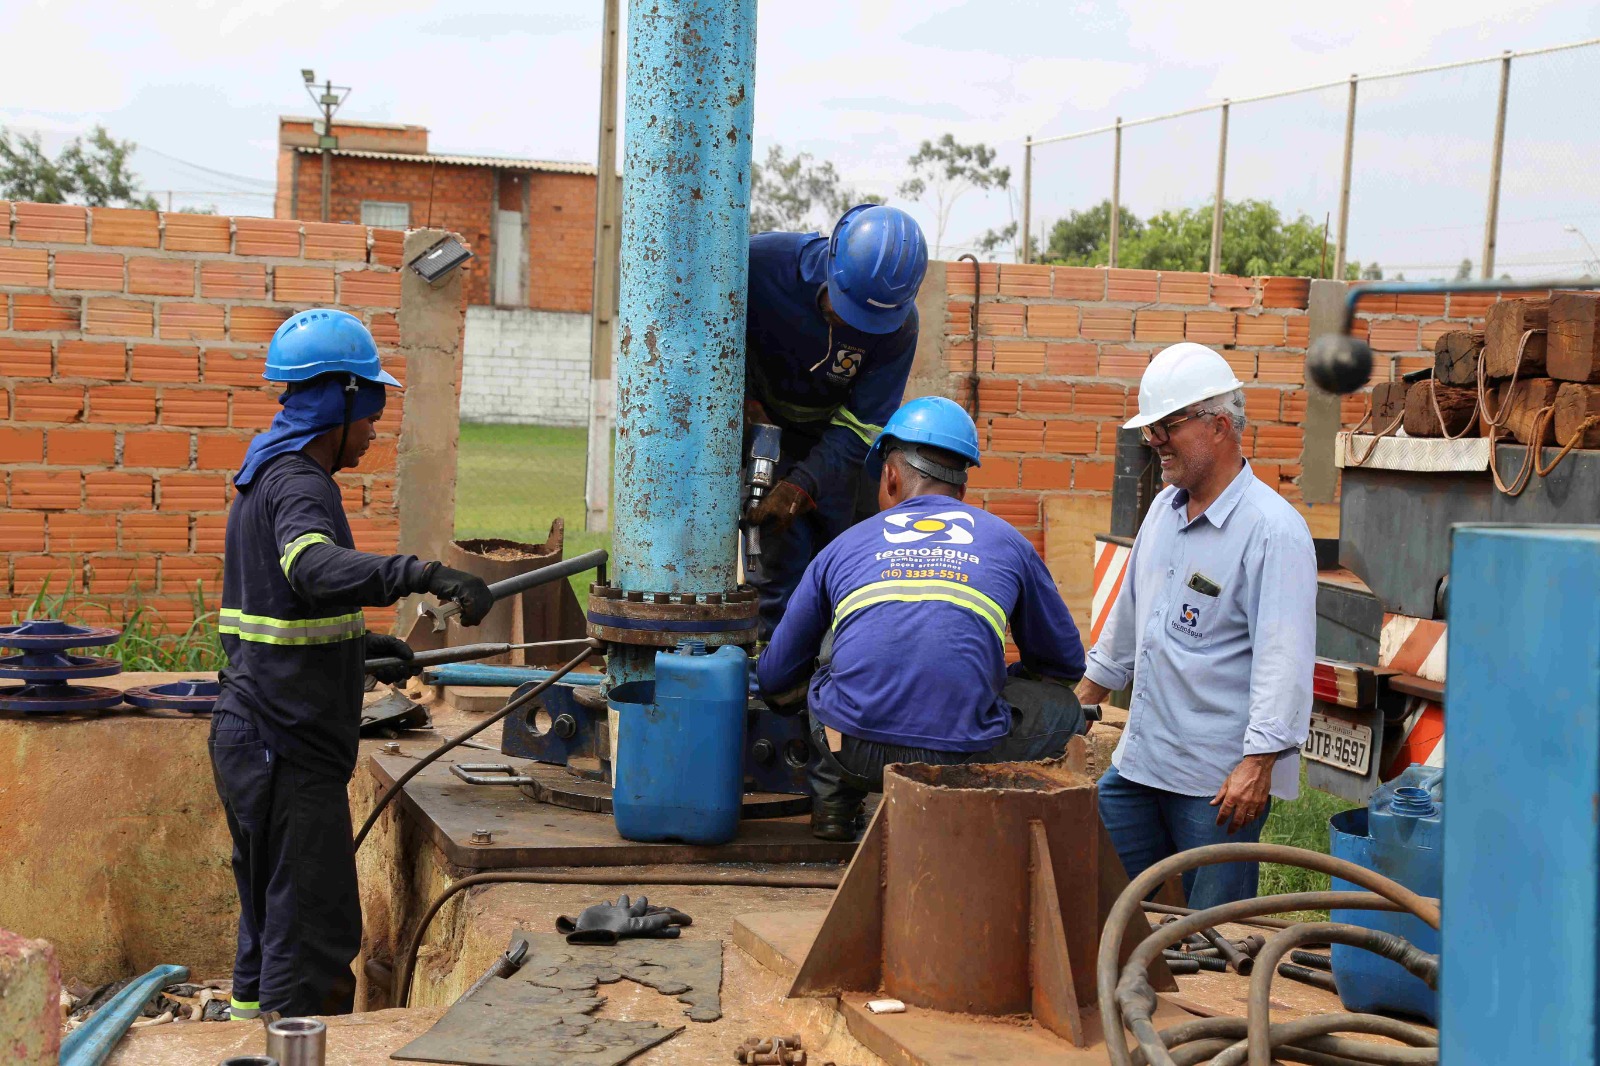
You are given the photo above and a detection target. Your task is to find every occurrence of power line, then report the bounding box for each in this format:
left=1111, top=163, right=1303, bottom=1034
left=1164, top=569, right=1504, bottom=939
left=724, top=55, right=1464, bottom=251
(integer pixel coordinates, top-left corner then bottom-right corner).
left=134, top=145, right=276, bottom=188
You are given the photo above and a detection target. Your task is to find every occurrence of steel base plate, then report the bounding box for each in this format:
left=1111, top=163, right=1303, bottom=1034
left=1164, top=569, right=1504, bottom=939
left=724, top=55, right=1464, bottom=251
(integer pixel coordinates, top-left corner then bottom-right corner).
left=372, top=754, right=858, bottom=871
left=123, top=678, right=220, bottom=713
left=0, top=683, right=124, bottom=714
left=515, top=761, right=812, bottom=818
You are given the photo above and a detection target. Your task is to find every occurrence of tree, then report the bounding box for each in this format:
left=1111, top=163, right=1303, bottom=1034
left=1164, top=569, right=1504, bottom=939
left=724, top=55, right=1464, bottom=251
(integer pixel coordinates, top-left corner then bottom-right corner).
left=898, top=134, right=1010, bottom=258
left=1042, top=200, right=1144, bottom=263
left=0, top=126, right=158, bottom=209
left=749, top=144, right=880, bottom=235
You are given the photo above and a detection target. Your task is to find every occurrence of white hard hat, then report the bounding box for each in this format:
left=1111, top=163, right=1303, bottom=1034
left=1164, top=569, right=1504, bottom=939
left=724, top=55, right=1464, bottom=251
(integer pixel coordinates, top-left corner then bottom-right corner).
left=1123, top=343, right=1244, bottom=429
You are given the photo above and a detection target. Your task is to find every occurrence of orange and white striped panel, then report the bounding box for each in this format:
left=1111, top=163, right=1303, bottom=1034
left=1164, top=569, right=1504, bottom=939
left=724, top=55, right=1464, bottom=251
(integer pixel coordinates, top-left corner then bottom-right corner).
left=1090, top=537, right=1132, bottom=646
left=1384, top=697, right=1445, bottom=779
left=1378, top=614, right=1447, bottom=683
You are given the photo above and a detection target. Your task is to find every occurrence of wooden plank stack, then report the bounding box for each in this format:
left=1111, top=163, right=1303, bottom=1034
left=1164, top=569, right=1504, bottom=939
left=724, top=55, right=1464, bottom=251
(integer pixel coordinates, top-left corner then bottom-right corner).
left=1469, top=292, right=1600, bottom=448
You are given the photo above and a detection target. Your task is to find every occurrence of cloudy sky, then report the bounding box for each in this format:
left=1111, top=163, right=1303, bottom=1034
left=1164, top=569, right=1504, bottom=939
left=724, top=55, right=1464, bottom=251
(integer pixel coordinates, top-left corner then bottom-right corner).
left=2, top=0, right=1596, bottom=277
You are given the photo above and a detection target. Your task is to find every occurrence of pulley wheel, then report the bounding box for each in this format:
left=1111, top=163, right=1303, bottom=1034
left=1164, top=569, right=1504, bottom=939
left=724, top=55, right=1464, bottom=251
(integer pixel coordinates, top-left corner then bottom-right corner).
left=0, top=683, right=124, bottom=714
left=0, top=620, right=122, bottom=651
left=124, top=679, right=220, bottom=713
left=0, top=652, right=124, bottom=682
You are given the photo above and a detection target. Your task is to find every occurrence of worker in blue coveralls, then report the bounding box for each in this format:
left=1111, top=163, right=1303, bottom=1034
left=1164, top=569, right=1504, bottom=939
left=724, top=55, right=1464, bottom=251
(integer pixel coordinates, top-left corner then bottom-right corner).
left=744, top=204, right=929, bottom=640
left=211, top=309, right=494, bottom=1020
left=756, top=396, right=1090, bottom=841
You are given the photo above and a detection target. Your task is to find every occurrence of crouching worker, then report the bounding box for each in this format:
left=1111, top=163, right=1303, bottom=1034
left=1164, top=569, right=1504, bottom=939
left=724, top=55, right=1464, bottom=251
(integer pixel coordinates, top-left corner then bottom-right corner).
left=212, top=309, right=494, bottom=1019
left=756, top=396, right=1089, bottom=841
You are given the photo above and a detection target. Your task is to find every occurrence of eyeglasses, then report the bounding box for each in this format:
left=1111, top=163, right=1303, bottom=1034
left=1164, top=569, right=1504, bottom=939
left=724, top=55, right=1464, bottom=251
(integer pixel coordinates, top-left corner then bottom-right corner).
left=1139, top=413, right=1194, bottom=445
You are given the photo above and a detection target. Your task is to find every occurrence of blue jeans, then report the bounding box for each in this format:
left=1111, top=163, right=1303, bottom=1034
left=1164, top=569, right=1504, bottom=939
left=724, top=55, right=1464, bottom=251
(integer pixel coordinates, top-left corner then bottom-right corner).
left=1097, top=763, right=1271, bottom=910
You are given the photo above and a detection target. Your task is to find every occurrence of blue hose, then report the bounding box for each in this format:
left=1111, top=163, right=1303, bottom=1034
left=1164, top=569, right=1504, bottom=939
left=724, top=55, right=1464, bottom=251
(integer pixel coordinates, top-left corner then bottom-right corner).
left=422, top=664, right=606, bottom=687
left=61, top=963, right=188, bottom=1066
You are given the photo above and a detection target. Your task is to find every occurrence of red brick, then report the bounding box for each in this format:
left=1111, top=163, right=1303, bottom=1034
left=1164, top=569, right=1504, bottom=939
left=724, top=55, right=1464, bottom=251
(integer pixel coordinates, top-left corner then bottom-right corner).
left=158, top=303, right=226, bottom=341
left=1245, top=387, right=1282, bottom=422
left=46, top=429, right=115, bottom=465
left=86, top=555, right=158, bottom=594
left=13, top=384, right=83, bottom=422
left=159, top=472, right=227, bottom=511
left=977, top=378, right=1019, bottom=415
left=1285, top=314, right=1310, bottom=349
left=84, top=298, right=153, bottom=337
left=130, top=344, right=200, bottom=383
left=0, top=338, right=53, bottom=377
left=1257, top=354, right=1303, bottom=385
left=370, top=229, right=404, bottom=268
left=144, top=597, right=199, bottom=630
left=1350, top=289, right=1398, bottom=314
left=1160, top=272, right=1209, bottom=305
left=161, top=554, right=224, bottom=593
left=198, top=260, right=267, bottom=300
left=121, top=513, right=188, bottom=552
left=1259, top=276, right=1309, bottom=310
left=1418, top=319, right=1454, bottom=350
left=0, top=427, right=44, bottom=462
left=998, top=263, right=1051, bottom=297
left=160, top=387, right=230, bottom=427
left=1281, top=390, right=1307, bottom=424
left=1107, top=268, right=1158, bottom=302
left=1045, top=343, right=1096, bottom=376
left=339, top=270, right=402, bottom=309
left=0, top=247, right=49, bottom=287
left=12, top=294, right=81, bottom=331
left=1341, top=392, right=1369, bottom=427
left=369, top=476, right=396, bottom=511
left=1185, top=311, right=1236, bottom=345
left=348, top=516, right=399, bottom=554
left=1236, top=314, right=1287, bottom=347
left=0, top=387, right=7, bottom=419
left=87, top=384, right=157, bottom=424
left=1368, top=319, right=1421, bottom=353
left=1098, top=347, right=1151, bottom=380
left=1019, top=381, right=1073, bottom=415
left=202, top=349, right=268, bottom=386
left=236, top=218, right=302, bottom=257
left=194, top=515, right=226, bottom=553
left=91, top=207, right=160, bottom=248
left=945, top=300, right=974, bottom=338
left=359, top=436, right=398, bottom=470
left=86, top=470, right=153, bottom=509
left=272, top=265, right=336, bottom=303
left=982, top=493, right=1040, bottom=527
left=303, top=221, right=368, bottom=261
left=1134, top=309, right=1184, bottom=343
left=1255, top=425, right=1303, bottom=459
left=1074, top=460, right=1114, bottom=491
left=0, top=513, right=46, bottom=553
left=12, top=555, right=80, bottom=595
left=124, top=429, right=192, bottom=469
left=1052, top=266, right=1104, bottom=301
left=1395, top=293, right=1447, bottom=316
left=337, top=478, right=365, bottom=510
left=987, top=417, right=1046, bottom=452
left=946, top=340, right=990, bottom=374
left=1018, top=457, right=1072, bottom=491
left=231, top=388, right=280, bottom=428
left=164, top=213, right=231, bottom=253
left=976, top=302, right=1025, bottom=336
left=1449, top=292, right=1499, bottom=317
left=1222, top=351, right=1256, bottom=382
left=230, top=305, right=290, bottom=343
left=367, top=312, right=400, bottom=346
left=946, top=261, right=999, bottom=296
left=965, top=456, right=1019, bottom=490
left=127, top=257, right=196, bottom=297
left=992, top=341, right=1046, bottom=374
left=1080, top=307, right=1132, bottom=341
left=1209, top=274, right=1257, bottom=309
left=54, top=251, right=124, bottom=291
left=56, top=340, right=125, bottom=380
left=1251, top=462, right=1283, bottom=486
left=1044, top=421, right=1096, bottom=454
left=1073, top=383, right=1127, bottom=418
left=1026, top=305, right=1079, bottom=338
left=15, top=203, right=86, bottom=244
left=1393, top=354, right=1431, bottom=376
left=48, top=513, right=117, bottom=551
left=11, top=469, right=81, bottom=509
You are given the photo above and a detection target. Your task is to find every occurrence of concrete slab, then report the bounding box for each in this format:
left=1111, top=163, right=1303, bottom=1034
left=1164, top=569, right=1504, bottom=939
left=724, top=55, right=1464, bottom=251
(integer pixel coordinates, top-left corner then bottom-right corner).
left=106, top=1006, right=444, bottom=1065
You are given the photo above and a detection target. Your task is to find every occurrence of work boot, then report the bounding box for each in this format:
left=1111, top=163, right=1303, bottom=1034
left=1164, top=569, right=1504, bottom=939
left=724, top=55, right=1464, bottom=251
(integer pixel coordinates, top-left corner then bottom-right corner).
left=810, top=800, right=863, bottom=842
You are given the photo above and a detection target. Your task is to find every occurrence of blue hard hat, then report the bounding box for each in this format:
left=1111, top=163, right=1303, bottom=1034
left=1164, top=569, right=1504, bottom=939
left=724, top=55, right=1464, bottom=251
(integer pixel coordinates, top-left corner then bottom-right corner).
left=865, top=395, right=982, bottom=476
left=265, top=308, right=401, bottom=387
left=826, top=204, right=928, bottom=334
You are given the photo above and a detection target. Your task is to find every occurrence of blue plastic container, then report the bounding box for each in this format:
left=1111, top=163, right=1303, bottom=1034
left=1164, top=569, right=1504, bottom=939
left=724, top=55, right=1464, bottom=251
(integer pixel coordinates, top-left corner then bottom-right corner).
left=610, top=641, right=748, bottom=844
left=1328, top=765, right=1443, bottom=1023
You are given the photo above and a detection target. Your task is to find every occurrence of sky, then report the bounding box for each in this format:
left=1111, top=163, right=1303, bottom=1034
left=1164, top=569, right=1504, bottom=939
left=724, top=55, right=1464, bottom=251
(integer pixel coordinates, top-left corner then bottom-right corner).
left=2, top=0, right=1597, bottom=279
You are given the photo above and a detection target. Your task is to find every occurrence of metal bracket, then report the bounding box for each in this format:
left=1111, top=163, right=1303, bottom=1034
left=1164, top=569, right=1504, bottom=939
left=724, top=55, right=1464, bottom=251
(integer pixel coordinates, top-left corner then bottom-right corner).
left=586, top=583, right=759, bottom=648
left=449, top=763, right=534, bottom=786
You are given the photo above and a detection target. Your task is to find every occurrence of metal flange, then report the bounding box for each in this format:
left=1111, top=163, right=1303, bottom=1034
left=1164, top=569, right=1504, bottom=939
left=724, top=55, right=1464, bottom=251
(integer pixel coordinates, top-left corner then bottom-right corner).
left=123, top=678, right=220, bottom=713
left=0, top=652, right=124, bottom=681
left=0, top=683, right=124, bottom=714
left=585, top=582, right=759, bottom=647
left=0, top=620, right=121, bottom=651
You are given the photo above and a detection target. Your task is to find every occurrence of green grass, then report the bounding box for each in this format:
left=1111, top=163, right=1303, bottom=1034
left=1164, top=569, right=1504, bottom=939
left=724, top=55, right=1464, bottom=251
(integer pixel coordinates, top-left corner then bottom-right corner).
left=9, top=584, right=224, bottom=672
left=1258, top=765, right=1361, bottom=914
left=453, top=423, right=612, bottom=597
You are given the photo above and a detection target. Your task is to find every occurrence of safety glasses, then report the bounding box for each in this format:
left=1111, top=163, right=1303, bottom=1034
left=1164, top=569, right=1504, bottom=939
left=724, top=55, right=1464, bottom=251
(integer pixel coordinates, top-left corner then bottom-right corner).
left=1139, top=412, right=1194, bottom=445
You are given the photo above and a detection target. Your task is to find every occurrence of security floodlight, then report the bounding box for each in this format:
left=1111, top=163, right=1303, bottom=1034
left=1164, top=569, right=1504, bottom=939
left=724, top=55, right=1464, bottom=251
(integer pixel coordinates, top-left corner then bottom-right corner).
left=409, top=236, right=474, bottom=285
left=302, top=68, right=316, bottom=84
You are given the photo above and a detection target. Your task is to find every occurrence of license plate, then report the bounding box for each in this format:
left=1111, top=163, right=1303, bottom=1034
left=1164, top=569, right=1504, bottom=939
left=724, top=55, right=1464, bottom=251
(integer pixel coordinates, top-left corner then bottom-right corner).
left=1302, top=713, right=1372, bottom=775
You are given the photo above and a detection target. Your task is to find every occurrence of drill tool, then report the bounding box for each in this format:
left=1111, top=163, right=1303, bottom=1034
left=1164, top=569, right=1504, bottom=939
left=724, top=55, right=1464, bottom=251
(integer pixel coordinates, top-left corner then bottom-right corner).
left=365, top=638, right=598, bottom=677
left=741, top=423, right=783, bottom=575
left=417, top=549, right=609, bottom=633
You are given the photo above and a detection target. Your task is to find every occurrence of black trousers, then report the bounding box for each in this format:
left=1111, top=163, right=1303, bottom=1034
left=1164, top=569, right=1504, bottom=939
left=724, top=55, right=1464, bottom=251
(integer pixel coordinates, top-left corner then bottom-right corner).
left=209, top=711, right=361, bottom=1016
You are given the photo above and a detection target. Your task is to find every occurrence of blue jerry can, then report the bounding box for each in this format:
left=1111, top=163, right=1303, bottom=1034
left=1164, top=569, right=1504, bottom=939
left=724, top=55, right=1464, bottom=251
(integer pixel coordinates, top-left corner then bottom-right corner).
left=1328, top=764, right=1443, bottom=1023
left=610, top=641, right=748, bottom=845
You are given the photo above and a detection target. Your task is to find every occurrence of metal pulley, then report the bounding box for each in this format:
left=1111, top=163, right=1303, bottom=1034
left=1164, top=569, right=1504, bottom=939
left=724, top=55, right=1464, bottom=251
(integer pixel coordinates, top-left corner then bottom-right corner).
left=0, top=620, right=125, bottom=713
left=123, top=678, right=221, bottom=714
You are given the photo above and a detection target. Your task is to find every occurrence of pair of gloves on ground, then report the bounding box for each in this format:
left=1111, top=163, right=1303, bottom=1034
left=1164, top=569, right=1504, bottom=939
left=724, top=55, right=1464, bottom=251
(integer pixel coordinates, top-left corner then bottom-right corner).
left=362, top=563, right=498, bottom=684
left=556, top=895, right=693, bottom=945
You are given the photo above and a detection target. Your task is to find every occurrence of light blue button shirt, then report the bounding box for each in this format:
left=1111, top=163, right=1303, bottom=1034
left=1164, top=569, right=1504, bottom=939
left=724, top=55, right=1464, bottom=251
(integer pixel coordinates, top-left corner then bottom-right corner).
left=1085, top=463, right=1317, bottom=800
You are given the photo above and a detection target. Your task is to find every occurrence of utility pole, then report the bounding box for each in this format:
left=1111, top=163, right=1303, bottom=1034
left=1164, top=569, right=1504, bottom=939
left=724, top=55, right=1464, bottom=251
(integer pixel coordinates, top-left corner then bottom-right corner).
left=584, top=0, right=622, bottom=533
left=302, top=70, right=350, bottom=223
left=1482, top=52, right=1512, bottom=279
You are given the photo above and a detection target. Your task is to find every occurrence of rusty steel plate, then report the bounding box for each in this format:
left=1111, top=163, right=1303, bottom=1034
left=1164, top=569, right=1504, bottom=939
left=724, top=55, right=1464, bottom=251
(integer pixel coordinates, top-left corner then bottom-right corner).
left=586, top=583, right=758, bottom=648
left=516, top=761, right=811, bottom=819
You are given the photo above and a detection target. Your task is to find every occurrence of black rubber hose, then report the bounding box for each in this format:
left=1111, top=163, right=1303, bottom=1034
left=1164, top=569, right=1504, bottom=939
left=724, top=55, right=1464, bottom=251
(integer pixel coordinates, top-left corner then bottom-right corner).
left=1141, top=900, right=1304, bottom=931
left=353, top=641, right=602, bottom=850
left=393, top=868, right=843, bottom=1007
left=1135, top=1019, right=1437, bottom=1066
left=1214, top=1013, right=1437, bottom=1066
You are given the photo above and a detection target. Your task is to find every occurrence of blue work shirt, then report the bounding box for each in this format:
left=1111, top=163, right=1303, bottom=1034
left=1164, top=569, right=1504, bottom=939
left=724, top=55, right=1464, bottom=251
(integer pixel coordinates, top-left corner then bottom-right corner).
left=1084, top=463, right=1316, bottom=800
left=745, top=231, right=918, bottom=501
left=757, top=495, right=1085, bottom=751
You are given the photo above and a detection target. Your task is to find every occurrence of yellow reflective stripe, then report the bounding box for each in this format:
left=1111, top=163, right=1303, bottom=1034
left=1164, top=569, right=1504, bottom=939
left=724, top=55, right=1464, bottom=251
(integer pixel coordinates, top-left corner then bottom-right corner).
left=833, top=579, right=1007, bottom=645
left=829, top=407, right=882, bottom=446
left=219, top=607, right=366, bottom=646
left=765, top=395, right=840, bottom=423
left=229, top=998, right=260, bottom=1010
left=279, top=532, right=334, bottom=579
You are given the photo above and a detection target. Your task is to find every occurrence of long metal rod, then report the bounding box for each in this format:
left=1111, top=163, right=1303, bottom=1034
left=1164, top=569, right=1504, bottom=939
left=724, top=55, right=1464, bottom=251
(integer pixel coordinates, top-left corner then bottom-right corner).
left=1332, top=76, right=1357, bottom=281
left=1109, top=117, right=1122, bottom=269
left=1021, top=137, right=1033, bottom=264
left=1026, top=36, right=1600, bottom=148
left=1482, top=52, right=1512, bottom=279
left=1208, top=101, right=1229, bottom=275
left=584, top=0, right=622, bottom=534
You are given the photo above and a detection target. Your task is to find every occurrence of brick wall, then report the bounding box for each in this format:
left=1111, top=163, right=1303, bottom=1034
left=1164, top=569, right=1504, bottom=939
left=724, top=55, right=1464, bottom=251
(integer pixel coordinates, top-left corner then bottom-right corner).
left=0, top=202, right=423, bottom=632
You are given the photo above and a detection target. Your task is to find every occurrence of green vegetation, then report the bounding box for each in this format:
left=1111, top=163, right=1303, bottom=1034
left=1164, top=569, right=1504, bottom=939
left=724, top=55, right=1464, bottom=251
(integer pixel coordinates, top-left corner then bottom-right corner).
left=1258, top=765, right=1361, bottom=913
left=8, top=584, right=223, bottom=672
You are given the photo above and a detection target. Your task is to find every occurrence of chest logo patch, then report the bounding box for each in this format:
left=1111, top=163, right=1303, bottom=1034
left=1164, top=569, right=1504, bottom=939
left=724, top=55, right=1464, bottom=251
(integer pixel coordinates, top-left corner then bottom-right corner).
left=826, top=345, right=865, bottom=384
left=883, top=510, right=975, bottom=545
left=1180, top=603, right=1201, bottom=627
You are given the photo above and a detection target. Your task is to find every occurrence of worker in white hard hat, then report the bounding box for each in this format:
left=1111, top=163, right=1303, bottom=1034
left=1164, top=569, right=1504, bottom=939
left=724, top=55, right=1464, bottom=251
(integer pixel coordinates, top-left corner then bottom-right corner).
left=1075, top=342, right=1317, bottom=908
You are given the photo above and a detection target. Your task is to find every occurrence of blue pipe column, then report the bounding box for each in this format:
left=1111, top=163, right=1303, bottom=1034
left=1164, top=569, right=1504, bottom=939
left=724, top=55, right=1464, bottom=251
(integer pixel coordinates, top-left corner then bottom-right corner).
left=608, top=0, right=756, bottom=686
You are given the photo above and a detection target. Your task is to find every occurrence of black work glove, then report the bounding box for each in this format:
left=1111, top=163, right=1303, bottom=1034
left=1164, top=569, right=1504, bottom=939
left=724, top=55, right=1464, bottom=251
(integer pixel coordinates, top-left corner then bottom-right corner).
left=555, top=894, right=693, bottom=945
left=363, top=633, right=416, bottom=684
left=422, top=563, right=495, bottom=627
left=748, top=479, right=815, bottom=536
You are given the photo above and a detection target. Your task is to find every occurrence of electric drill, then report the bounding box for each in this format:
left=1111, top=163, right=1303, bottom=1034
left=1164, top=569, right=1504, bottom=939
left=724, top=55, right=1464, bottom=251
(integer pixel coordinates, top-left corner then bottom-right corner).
left=742, top=423, right=783, bottom=576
